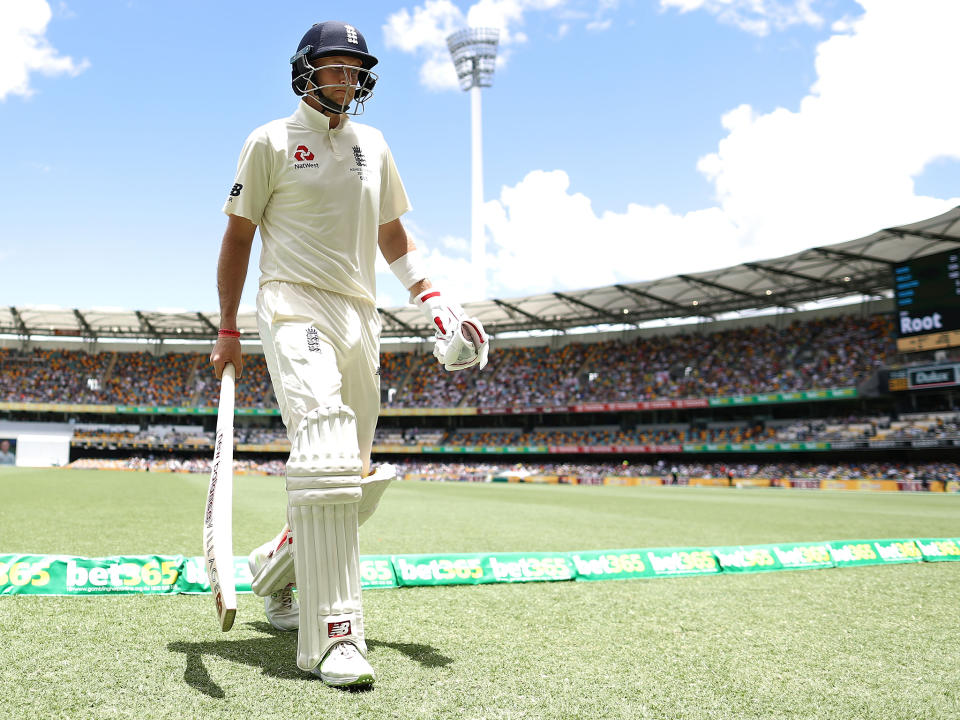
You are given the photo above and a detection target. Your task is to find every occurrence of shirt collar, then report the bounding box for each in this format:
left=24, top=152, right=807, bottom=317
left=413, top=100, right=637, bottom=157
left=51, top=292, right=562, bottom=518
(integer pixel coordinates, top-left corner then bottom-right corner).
left=293, top=100, right=349, bottom=133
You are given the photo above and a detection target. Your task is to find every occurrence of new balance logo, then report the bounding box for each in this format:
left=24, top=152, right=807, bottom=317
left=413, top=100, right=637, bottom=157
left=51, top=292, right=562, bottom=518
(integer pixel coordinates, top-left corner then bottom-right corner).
left=328, top=620, right=351, bottom=638
left=344, top=25, right=359, bottom=44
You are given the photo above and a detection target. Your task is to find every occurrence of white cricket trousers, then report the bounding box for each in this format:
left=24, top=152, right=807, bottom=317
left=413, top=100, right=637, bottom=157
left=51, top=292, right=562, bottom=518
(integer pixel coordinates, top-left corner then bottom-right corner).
left=257, top=281, right=381, bottom=472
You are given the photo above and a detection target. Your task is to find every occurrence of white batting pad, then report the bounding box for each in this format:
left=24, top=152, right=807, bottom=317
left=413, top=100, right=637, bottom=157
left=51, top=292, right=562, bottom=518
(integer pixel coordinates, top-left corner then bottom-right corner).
left=286, top=406, right=365, bottom=670
left=359, top=463, right=396, bottom=526
left=249, top=527, right=295, bottom=598
left=289, top=501, right=363, bottom=670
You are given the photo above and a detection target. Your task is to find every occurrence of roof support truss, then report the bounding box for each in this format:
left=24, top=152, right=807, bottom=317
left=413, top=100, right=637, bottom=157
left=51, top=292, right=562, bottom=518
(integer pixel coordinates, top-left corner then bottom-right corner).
left=493, top=298, right=565, bottom=333
left=73, top=309, right=97, bottom=339
left=196, top=312, right=218, bottom=334
left=553, top=292, right=631, bottom=325
left=9, top=307, right=29, bottom=337
left=812, top=246, right=894, bottom=266
left=378, top=307, right=419, bottom=335
left=677, top=274, right=764, bottom=301
left=613, top=284, right=689, bottom=312
left=135, top=311, right=161, bottom=340
left=743, top=261, right=856, bottom=295
left=885, top=228, right=960, bottom=245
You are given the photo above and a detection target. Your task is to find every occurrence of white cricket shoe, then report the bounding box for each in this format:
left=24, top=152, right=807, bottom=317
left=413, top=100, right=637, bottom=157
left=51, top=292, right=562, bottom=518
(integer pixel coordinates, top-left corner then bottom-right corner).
left=312, top=642, right=375, bottom=687
left=263, top=585, right=298, bottom=631
left=248, top=541, right=299, bottom=631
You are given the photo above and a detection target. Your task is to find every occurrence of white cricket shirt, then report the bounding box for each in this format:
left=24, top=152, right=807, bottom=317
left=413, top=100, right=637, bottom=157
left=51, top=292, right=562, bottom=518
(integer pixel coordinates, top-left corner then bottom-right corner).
left=223, top=101, right=411, bottom=305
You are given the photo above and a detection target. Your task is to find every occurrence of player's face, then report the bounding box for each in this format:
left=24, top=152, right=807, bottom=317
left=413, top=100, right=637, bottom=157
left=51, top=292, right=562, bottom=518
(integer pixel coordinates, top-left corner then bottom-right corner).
left=312, top=55, right=363, bottom=107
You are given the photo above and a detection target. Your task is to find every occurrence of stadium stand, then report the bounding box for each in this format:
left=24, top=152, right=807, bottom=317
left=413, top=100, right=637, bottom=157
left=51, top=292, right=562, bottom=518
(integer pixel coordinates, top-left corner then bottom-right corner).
left=0, top=348, right=112, bottom=403
left=62, top=411, right=960, bottom=451
left=62, top=456, right=959, bottom=492
left=2, top=308, right=959, bottom=492
left=0, top=313, right=895, bottom=408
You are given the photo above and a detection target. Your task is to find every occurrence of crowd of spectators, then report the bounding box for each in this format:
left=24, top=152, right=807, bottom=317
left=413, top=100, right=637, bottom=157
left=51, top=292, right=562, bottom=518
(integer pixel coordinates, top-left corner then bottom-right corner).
left=104, top=352, right=196, bottom=406
left=0, top=313, right=898, bottom=410
left=379, top=350, right=416, bottom=398
left=561, top=315, right=893, bottom=403
left=64, top=411, right=960, bottom=451
left=69, top=456, right=287, bottom=474
left=0, top=348, right=112, bottom=403
left=194, top=354, right=274, bottom=408
left=385, top=314, right=894, bottom=409
left=0, top=348, right=275, bottom=408
left=64, top=456, right=960, bottom=487
left=393, top=459, right=960, bottom=486
left=72, top=425, right=211, bottom=447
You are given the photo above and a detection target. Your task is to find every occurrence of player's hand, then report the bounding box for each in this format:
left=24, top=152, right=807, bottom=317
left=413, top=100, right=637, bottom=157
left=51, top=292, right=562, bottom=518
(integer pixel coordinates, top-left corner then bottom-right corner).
left=414, top=289, right=489, bottom=371
left=210, top=337, right=243, bottom=379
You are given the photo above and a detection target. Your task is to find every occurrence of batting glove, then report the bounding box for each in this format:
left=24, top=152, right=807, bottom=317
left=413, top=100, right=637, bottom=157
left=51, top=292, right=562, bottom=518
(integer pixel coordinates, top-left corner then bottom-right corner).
left=414, top=288, right=489, bottom=371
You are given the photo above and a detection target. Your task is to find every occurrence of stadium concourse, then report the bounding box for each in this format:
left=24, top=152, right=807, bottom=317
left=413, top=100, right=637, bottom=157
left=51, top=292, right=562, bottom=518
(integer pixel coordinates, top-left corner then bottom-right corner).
left=2, top=207, right=960, bottom=489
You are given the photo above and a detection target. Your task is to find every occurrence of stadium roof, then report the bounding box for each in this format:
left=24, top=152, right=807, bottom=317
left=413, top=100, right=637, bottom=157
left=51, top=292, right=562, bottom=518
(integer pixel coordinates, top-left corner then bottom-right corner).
left=5, top=206, right=960, bottom=342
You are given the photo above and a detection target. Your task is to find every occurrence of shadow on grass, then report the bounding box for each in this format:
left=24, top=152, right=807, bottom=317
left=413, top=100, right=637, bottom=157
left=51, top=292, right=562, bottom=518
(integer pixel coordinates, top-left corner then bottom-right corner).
left=168, top=621, right=453, bottom=698
left=367, top=638, right=453, bottom=669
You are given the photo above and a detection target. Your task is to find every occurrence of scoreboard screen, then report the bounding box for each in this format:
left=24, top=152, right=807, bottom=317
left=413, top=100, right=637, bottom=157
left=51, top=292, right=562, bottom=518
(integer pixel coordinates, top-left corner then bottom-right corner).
left=893, top=249, right=960, bottom=353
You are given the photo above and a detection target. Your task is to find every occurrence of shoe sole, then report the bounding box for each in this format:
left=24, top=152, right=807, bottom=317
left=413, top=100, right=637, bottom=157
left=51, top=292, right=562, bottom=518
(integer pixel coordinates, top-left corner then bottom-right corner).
left=318, top=671, right=375, bottom=687
left=268, top=618, right=299, bottom=632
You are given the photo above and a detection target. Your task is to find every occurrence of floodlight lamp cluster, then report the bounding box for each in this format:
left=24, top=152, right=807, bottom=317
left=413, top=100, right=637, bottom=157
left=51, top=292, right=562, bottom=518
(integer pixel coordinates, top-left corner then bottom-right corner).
left=446, top=27, right=500, bottom=90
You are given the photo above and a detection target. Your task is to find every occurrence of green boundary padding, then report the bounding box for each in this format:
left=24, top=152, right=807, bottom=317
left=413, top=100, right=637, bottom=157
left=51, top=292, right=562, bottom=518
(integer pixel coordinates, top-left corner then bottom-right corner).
left=1, top=538, right=958, bottom=595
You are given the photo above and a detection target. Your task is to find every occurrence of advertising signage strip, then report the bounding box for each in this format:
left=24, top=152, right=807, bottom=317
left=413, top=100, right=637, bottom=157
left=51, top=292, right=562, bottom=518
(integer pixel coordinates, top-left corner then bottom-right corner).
left=896, top=330, right=960, bottom=353
left=415, top=442, right=838, bottom=454
left=0, top=387, right=856, bottom=418
left=11, top=539, right=957, bottom=594
left=907, top=363, right=959, bottom=389
left=473, top=389, right=854, bottom=416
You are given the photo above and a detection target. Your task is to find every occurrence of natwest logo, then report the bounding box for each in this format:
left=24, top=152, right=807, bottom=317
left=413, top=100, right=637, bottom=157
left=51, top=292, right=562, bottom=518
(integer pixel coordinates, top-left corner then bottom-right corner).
left=294, top=145, right=315, bottom=162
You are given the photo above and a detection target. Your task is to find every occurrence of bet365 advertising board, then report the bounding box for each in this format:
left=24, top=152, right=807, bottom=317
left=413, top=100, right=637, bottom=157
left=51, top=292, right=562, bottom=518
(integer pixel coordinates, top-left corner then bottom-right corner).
left=2, top=538, right=958, bottom=595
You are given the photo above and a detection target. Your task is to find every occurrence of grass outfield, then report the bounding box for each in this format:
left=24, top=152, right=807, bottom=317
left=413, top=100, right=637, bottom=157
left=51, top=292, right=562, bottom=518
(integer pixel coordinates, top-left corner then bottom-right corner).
left=1, top=467, right=959, bottom=719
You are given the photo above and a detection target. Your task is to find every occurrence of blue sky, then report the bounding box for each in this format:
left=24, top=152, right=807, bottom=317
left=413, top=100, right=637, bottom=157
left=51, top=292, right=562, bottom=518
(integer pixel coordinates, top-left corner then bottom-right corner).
left=2, top=0, right=959, bottom=313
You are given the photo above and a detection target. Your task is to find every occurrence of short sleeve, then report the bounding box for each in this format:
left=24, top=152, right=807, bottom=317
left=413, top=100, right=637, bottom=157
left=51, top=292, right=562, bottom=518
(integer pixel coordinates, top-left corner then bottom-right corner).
left=221, top=131, right=274, bottom=225
left=379, top=143, right=411, bottom=225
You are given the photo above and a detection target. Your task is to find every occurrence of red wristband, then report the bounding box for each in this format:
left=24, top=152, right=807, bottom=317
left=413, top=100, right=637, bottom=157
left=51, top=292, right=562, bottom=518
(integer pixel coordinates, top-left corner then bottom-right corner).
left=218, top=329, right=241, bottom=338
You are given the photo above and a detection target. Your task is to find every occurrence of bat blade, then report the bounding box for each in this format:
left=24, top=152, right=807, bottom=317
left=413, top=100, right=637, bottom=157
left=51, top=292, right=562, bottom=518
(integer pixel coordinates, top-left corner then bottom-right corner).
left=203, top=362, right=237, bottom=631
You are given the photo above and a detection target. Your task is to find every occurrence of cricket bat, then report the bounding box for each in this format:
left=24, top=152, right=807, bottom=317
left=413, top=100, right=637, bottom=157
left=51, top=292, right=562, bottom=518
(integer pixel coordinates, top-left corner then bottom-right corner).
left=203, top=362, right=237, bottom=631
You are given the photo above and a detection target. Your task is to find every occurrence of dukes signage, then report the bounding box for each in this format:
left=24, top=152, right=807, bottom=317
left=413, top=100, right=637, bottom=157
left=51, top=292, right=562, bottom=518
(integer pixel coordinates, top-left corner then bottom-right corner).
left=907, top=364, right=958, bottom=389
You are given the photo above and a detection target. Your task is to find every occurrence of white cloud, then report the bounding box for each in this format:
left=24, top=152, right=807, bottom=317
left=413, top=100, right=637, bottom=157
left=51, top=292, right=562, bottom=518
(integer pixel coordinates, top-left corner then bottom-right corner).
left=660, top=0, right=823, bottom=36
left=441, top=235, right=470, bottom=251
left=473, top=0, right=960, bottom=298
left=698, top=0, right=960, bottom=250
left=483, top=170, right=741, bottom=298
left=385, top=0, right=605, bottom=90
left=383, top=0, right=464, bottom=90
left=0, top=0, right=88, bottom=100
left=375, top=223, right=480, bottom=306
left=585, top=19, right=612, bottom=31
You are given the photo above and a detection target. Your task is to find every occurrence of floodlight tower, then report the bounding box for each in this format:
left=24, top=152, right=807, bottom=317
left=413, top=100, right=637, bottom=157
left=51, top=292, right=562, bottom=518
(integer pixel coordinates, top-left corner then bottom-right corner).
left=447, top=27, right=499, bottom=300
